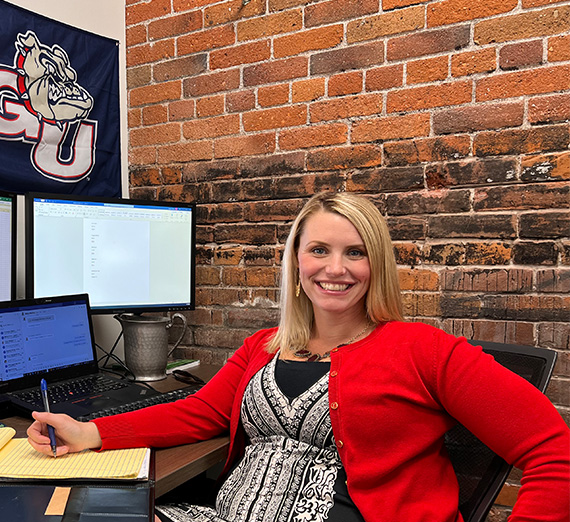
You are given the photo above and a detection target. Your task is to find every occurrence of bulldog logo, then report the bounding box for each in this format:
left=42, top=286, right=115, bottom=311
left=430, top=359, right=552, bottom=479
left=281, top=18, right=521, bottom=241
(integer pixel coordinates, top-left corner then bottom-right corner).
left=0, top=31, right=97, bottom=182
left=15, top=31, right=94, bottom=124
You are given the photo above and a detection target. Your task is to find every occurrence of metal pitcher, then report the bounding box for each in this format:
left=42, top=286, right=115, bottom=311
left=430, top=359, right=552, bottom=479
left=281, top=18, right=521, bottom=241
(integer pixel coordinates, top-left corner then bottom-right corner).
left=115, top=313, right=188, bottom=381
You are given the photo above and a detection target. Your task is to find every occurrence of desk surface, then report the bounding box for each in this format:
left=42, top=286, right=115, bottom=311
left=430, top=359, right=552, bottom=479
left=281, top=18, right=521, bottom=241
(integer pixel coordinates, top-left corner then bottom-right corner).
left=0, top=363, right=230, bottom=499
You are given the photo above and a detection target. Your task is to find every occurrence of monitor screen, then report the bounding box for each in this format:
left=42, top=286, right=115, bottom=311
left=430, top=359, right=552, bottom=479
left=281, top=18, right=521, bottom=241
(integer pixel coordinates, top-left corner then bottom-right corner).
left=0, top=191, right=16, bottom=302
left=26, top=193, right=196, bottom=314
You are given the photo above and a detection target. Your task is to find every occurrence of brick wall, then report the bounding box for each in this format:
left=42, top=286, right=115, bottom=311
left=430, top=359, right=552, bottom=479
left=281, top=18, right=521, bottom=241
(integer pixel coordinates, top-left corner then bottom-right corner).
left=126, top=1, right=569, bottom=516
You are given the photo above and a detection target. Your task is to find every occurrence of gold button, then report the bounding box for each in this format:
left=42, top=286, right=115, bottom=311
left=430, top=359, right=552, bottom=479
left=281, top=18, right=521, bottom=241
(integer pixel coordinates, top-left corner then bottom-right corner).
left=330, top=370, right=338, bottom=377
left=330, top=402, right=339, bottom=410
left=337, top=440, right=344, bottom=448
left=331, top=347, right=339, bottom=353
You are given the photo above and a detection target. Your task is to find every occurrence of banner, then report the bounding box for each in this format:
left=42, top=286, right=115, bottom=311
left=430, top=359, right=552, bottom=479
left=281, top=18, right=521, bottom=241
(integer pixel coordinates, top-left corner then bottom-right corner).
left=0, top=1, right=121, bottom=196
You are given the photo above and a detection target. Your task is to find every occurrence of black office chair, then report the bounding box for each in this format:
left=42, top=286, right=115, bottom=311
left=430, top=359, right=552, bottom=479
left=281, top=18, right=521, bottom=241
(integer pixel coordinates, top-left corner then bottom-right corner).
left=444, top=340, right=558, bottom=522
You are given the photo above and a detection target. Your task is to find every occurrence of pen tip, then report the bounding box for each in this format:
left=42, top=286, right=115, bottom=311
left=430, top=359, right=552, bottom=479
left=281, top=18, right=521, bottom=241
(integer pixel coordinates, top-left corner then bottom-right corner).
left=53, top=449, right=57, bottom=458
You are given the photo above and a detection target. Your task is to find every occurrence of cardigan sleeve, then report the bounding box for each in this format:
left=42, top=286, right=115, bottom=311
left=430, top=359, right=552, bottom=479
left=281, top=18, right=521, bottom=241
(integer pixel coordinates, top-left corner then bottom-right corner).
left=431, top=329, right=570, bottom=522
left=92, top=330, right=261, bottom=450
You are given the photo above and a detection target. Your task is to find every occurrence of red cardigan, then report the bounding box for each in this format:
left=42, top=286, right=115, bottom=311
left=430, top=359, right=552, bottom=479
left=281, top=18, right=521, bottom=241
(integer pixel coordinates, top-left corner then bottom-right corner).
left=93, top=322, right=570, bottom=522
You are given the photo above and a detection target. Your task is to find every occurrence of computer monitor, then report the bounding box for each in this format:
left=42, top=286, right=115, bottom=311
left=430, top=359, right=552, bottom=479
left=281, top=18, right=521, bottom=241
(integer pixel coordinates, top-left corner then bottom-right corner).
left=26, top=193, right=196, bottom=314
left=0, top=191, right=16, bottom=302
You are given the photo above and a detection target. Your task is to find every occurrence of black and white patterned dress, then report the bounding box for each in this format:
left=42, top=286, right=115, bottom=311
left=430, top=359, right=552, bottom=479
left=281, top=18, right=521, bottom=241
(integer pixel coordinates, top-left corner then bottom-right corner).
left=156, top=355, right=363, bottom=522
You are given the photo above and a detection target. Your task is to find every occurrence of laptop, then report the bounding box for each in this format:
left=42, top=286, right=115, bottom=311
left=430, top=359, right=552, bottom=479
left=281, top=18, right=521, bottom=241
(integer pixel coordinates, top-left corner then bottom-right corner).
left=0, top=294, right=161, bottom=419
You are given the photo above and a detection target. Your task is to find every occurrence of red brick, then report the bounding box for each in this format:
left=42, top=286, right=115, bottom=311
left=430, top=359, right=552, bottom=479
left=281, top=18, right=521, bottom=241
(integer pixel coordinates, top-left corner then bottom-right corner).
left=243, top=105, right=307, bottom=131
left=196, top=95, right=225, bottom=118
left=204, top=0, right=265, bottom=27
left=474, top=5, right=570, bottom=45
left=425, top=158, right=518, bottom=188
left=126, top=0, right=171, bottom=26
left=443, top=319, right=534, bottom=346
left=127, top=39, right=175, bottom=67
left=384, top=136, right=471, bottom=166
left=128, top=108, right=142, bottom=128
left=222, top=267, right=277, bottom=287
left=258, top=84, right=290, bottom=107
left=157, top=142, right=213, bottom=163
left=240, top=152, right=305, bottom=179
left=305, top=0, right=379, bottom=27
left=329, top=71, right=363, bottom=97
left=279, top=123, right=348, bottom=150
left=499, top=40, right=543, bottom=70
left=173, top=0, right=219, bottom=12
left=529, top=94, right=570, bottom=125
left=548, top=34, right=570, bottom=62
left=292, top=78, right=326, bottom=103
left=387, top=26, right=470, bottom=61
left=476, top=65, right=570, bottom=102
left=402, top=293, right=441, bottom=317
left=523, top=0, right=569, bottom=6
left=451, top=48, right=497, bottom=77
left=148, top=11, right=202, bottom=41
left=347, top=6, right=425, bottom=43
left=178, top=25, right=235, bottom=56
left=131, top=123, right=180, bottom=146
left=307, top=144, right=382, bottom=170
left=243, top=57, right=308, bottom=87
left=473, top=182, right=570, bottom=211
left=129, top=147, right=156, bottom=166
left=169, top=99, right=195, bottom=121
left=210, top=40, right=271, bottom=70
left=127, top=66, right=151, bottom=89
left=309, top=93, right=383, bottom=122
left=428, top=0, right=517, bottom=27
left=214, top=133, right=276, bottom=159
left=226, top=90, right=256, bottom=113
left=237, top=10, right=303, bottom=41
left=311, top=41, right=384, bottom=75
left=353, top=113, right=430, bottom=142
left=153, top=54, right=207, bottom=82
left=184, top=69, right=241, bottom=97
left=130, top=81, right=181, bottom=107
left=399, top=268, right=439, bottom=291
left=442, top=268, right=533, bottom=292
left=269, top=0, right=315, bottom=11
left=433, top=102, right=524, bottom=134
left=126, top=25, right=147, bottom=47
left=365, top=64, right=404, bottom=91
left=384, top=0, right=430, bottom=8
left=387, top=80, right=472, bottom=113
left=183, top=115, right=240, bottom=140
left=130, top=167, right=161, bottom=188
left=142, top=105, right=168, bottom=126
left=407, top=56, right=449, bottom=84
left=521, top=152, right=570, bottom=181
left=274, top=25, right=344, bottom=59
left=474, top=125, right=570, bottom=157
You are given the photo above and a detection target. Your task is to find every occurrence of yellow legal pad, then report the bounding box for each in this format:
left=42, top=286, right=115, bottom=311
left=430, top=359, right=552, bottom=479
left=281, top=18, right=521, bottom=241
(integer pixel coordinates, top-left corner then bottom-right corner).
left=0, top=427, right=149, bottom=480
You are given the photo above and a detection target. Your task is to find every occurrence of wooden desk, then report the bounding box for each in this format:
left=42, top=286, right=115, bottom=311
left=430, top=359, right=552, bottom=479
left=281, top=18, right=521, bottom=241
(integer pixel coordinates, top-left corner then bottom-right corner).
left=0, top=364, right=230, bottom=499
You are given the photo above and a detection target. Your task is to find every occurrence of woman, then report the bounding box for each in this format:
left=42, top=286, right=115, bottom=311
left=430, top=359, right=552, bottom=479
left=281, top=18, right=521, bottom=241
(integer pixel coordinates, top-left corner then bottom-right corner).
left=28, top=192, right=570, bottom=521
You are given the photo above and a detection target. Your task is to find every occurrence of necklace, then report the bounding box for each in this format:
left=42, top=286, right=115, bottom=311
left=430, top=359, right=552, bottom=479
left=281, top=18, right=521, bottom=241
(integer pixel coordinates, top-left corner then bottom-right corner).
left=293, top=321, right=372, bottom=362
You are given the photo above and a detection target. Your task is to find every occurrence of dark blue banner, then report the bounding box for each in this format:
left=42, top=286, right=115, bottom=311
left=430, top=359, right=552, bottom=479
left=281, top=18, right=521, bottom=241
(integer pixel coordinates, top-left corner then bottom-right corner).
left=0, top=1, right=121, bottom=196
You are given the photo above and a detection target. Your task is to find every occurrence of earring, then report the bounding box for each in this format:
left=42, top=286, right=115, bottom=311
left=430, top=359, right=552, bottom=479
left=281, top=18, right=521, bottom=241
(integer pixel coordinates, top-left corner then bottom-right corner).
left=295, top=278, right=301, bottom=297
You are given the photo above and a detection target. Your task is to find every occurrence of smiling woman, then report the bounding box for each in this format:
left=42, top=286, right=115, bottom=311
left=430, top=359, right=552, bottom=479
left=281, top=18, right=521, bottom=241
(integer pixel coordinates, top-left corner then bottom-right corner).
left=266, top=191, right=403, bottom=359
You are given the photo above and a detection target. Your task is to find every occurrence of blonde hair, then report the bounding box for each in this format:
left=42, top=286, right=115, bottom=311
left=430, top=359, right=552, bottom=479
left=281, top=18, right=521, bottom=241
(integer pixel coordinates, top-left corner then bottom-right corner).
left=266, top=191, right=403, bottom=354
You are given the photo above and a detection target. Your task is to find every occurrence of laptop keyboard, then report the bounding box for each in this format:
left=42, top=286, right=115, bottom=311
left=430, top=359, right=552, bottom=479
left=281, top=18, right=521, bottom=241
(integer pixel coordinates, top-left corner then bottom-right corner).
left=77, top=385, right=200, bottom=421
left=10, top=374, right=130, bottom=409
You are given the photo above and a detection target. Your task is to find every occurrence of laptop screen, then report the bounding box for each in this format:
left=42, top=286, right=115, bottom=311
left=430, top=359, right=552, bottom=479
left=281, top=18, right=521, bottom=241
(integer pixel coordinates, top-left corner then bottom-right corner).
left=0, top=294, right=98, bottom=393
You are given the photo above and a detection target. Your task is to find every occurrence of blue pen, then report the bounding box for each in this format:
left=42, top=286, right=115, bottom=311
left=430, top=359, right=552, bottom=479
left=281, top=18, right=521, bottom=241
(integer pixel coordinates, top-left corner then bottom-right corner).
left=40, top=379, right=57, bottom=457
